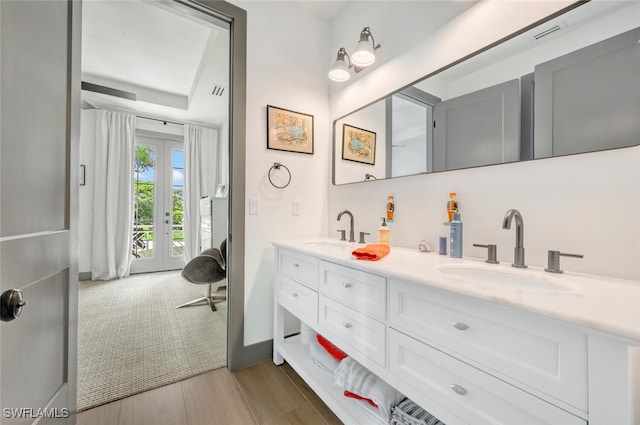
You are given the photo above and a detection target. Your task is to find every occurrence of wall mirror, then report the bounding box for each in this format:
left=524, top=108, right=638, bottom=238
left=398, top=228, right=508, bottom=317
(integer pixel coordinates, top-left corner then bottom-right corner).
left=333, top=1, right=640, bottom=185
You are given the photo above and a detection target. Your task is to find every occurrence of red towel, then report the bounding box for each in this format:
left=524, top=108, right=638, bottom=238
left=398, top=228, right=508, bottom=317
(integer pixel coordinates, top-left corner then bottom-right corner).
left=317, top=334, right=348, bottom=361
left=351, top=243, right=390, bottom=261
left=344, top=390, right=378, bottom=408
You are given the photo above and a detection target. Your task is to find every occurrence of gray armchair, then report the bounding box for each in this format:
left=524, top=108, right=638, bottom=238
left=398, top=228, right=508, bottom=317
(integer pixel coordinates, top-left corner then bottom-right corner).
left=177, top=239, right=227, bottom=311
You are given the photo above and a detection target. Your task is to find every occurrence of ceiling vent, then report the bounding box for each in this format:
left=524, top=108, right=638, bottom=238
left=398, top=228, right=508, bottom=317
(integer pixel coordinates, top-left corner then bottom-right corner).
left=533, top=22, right=566, bottom=40
left=211, top=85, right=226, bottom=96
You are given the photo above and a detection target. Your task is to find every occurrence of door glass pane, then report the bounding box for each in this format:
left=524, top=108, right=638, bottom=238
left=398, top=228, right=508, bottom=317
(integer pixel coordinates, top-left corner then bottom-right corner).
left=133, top=145, right=156, bottom=259
left=171, top=148, right=184, bottom=257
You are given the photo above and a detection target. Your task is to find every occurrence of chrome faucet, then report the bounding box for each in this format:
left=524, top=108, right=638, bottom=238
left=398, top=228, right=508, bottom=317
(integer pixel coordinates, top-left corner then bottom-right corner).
left=337, top=210, right=355, bottom=242
left=502, top=209, right=527, bottom=268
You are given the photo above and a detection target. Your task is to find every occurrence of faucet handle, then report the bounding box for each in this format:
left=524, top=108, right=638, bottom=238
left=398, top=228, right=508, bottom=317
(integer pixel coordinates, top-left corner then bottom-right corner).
left=358, top=232, right=370, bottom=244
left=337, top=229, right=346, bottom=241
left=545, top=250, right=583, bottom=273
left=473, top=244, right=499, bottom=264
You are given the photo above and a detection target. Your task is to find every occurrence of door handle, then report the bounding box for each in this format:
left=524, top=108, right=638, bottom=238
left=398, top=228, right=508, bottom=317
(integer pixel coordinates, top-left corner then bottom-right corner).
left=1, top=289, right=28, bottom=322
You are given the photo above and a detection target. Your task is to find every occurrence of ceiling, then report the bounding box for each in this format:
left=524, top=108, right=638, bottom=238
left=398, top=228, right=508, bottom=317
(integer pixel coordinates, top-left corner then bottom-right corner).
left=81, top=1, right=229, bottom=127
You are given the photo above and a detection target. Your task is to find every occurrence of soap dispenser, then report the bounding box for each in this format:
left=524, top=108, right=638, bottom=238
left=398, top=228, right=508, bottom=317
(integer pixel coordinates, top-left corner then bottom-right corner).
left=378, top=217, right=390, bottom=245
left=450, top=213, right=463, bottom=258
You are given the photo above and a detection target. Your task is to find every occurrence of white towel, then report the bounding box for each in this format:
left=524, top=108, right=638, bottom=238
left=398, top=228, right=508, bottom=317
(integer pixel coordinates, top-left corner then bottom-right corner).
left=334, top=357, right=405, bottom=422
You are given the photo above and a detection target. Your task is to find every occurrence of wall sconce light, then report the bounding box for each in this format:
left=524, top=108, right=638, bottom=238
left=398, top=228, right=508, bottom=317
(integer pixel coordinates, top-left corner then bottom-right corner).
left=328, top=27, right=381, bottom=82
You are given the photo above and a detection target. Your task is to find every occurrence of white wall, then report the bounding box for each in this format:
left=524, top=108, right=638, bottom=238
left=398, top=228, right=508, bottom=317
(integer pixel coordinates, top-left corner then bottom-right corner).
left=229, top=0, right=331, bottom=346
left=328, top=0, right=640, bottom=281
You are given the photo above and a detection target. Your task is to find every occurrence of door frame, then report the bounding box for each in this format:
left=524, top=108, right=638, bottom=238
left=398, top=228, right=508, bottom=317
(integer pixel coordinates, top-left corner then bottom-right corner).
left=163, top=0, right=248, bottom=372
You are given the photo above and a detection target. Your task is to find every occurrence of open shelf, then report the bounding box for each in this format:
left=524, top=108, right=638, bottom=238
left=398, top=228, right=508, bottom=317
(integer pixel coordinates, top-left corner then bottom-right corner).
left=277, top=334, right=386, bottom=425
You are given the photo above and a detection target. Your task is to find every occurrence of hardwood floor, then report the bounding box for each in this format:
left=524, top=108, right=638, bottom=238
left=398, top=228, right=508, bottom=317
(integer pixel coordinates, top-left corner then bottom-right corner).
left=77, top=361, right=342, bottom=425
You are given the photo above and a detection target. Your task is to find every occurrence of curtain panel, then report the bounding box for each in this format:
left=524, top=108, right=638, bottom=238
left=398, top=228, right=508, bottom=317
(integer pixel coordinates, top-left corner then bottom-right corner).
left=184, top=124, right=219, bottom=261
left=91, top=110, right=136, bottom=280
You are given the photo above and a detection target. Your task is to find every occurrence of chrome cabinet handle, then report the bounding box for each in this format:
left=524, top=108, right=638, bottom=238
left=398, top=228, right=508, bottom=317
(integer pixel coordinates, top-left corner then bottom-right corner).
left=450, top=384, right=468, bottom=396
left=292, top=263, right=300, bottom=268
left=452, top=321, right=469, bottom=331
left=291, top=292, right=298, bottom=298
left=342, top=322, right=352, bottom=329
left=343, top=282, right=352, bottom=288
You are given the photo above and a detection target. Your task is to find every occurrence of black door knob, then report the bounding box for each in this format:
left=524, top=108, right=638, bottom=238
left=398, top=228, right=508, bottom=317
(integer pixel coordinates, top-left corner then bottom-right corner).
left=1, top=289, right=27, bottom=322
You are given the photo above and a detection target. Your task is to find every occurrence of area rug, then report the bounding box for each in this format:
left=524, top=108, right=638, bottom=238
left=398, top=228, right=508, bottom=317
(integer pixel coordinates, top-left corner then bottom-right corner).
left=77, top=271, right=227, bottom=411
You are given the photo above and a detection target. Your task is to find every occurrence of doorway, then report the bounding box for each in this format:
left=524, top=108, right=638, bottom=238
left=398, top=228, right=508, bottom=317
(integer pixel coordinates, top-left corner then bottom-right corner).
left=131, top=136, right=186, bottom=274
left=78, top=0, right=241, bottom=410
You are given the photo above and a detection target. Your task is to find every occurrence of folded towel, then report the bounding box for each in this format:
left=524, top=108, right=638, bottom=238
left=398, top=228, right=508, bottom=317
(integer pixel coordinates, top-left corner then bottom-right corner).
left=390, top=398, right=446, bottom=425
left=309, top=337, right=341, bottom=375
left=351, top=243, right=390, bottom=261
left=317, top=334, right=349, bottom=361
left=334, top=357, right=405, bottom=421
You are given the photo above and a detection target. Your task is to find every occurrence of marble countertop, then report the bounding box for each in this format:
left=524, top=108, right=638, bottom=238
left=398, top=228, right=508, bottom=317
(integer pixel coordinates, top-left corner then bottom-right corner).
left=273, top=238, right=640, bottom=342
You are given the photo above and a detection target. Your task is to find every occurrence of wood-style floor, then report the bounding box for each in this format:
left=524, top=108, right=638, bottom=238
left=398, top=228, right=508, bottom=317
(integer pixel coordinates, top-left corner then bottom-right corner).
left=76, top=361, right=342, bottom=425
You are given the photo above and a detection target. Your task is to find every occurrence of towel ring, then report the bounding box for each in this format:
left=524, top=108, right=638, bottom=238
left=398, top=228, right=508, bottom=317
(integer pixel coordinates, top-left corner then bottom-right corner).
left=268, top=162, right=291, bottom=189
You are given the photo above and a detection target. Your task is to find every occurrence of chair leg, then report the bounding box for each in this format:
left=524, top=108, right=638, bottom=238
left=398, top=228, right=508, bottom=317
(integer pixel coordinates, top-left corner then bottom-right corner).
left=176, top=284, right=226, bottom=311
left=176, top=296, right=210, bottom=309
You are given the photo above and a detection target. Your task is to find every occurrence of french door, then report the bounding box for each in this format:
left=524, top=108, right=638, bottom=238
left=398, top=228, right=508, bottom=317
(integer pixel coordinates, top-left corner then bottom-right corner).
left=131, top=135, right=186, bottom=273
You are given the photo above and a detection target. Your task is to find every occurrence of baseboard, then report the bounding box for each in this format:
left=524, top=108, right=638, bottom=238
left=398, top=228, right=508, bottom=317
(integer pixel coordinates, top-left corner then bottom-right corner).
left=79, top=272, right=92, bottom=281
left=240, top=339, right=274, bottom=368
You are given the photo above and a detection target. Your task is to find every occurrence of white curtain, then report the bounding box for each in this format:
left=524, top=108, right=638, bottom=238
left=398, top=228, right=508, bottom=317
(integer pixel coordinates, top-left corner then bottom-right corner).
left=91, top=110, right=137, bottom=280
left=184, top=124, right=219, bottom=261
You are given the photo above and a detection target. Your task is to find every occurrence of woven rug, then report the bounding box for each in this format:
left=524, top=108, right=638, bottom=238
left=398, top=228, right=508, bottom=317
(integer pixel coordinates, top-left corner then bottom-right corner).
left=77, top=271, right=227, bottom=411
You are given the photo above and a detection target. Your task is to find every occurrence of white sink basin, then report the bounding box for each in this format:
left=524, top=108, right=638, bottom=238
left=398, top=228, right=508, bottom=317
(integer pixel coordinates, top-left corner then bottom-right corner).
left=438, top=264, right=570, bottom=291
left=303, top=240, right=355, bottom=252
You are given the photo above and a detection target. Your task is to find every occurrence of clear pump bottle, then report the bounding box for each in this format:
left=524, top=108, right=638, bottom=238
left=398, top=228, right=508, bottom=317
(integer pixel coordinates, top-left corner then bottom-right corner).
left=378, top=217, right=390, bottom=244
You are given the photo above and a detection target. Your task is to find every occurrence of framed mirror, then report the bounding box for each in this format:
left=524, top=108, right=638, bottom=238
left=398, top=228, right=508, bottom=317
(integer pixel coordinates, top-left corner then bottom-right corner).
left=333, top=1, right=640, bottom=185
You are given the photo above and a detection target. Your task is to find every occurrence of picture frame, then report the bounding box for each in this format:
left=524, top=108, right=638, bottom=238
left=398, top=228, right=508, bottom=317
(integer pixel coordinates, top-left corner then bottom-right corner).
left=266, top=105, right=314, bottom=154
left=342, top=124, right=376, bottom=165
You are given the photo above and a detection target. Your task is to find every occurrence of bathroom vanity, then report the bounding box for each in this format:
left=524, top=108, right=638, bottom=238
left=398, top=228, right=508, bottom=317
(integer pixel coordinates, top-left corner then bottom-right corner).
left=272, top=239, right=640, bottom=425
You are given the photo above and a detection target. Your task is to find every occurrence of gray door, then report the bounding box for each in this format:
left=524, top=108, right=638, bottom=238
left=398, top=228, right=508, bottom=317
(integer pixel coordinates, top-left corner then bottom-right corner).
left=433, top=79, right=520, bottom=172
left=1, top=1, right=79, bottom=423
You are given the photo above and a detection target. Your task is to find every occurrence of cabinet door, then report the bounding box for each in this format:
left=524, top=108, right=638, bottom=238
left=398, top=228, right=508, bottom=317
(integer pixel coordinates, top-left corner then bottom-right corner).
left=390, top=330, right=586, bottom=425
left=319, top=261, right=386, bottom=321
left=319, top=295, right=386, bottom=367
left=277, top=249, right=319, bottom=289
left=389, top=279, right=587, bottom=412
left=276, top=275, right=318, bottom=327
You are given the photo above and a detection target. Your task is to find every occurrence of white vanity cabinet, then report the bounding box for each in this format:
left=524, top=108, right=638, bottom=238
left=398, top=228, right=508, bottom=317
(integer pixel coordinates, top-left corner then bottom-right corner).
left=273, top=242, right=640, bottom=425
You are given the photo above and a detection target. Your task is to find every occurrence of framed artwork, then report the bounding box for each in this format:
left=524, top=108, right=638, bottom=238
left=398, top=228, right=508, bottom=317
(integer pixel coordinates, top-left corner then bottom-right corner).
left=342, top=124, right=376, bottom=165
left=266, top=105, right=314, bottom=154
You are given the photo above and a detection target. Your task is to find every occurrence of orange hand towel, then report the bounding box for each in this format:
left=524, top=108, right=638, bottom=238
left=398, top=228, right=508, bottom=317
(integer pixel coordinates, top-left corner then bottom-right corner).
left=351, top=244, right=390, bottom=261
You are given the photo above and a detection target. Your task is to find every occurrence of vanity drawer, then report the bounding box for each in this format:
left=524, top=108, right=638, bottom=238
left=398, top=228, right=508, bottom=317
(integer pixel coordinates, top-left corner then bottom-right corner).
left=319, top=261, right=387, bottom=321
left=277, top=249, right=319, bottom=289
left=389, top=279, right=587, bottom=412
left=277, top=275, right=318, bottom=327
left=389, top=330, right=586, bottom=425
left=318, top=295, right=386, bottom=367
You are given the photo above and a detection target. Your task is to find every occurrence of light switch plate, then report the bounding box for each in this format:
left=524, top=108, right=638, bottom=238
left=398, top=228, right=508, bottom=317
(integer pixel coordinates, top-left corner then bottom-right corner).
left=249, top=197, right=259, bottom=215
left=292, top=200, right=301, bottom=216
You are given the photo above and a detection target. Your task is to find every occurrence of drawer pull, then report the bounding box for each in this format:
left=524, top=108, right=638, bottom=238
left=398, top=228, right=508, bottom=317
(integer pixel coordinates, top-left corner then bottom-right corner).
left=343, top=282, right=352, bottom=288
left=452, top=321, right=469, bottom=331
left=450, top=384, right=468, bottom=396
left=291, top=293, right=298, bottom=298
left=292, top=263, right=300, bottom=268
left=342, top=322, right=352, bottom=329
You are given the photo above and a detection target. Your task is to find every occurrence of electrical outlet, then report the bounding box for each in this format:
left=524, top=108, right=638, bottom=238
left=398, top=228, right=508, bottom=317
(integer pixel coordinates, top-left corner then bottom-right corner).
left=292, top=200, right=301, bottom=216
left=249, top=197, right=259, bottom=215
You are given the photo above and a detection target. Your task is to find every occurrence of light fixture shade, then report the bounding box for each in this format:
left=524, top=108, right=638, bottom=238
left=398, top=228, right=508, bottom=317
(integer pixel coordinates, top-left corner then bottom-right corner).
left=329, top=48, right=351, bottom=82
left=329, top=59, right=350, bottom=81
left=351, top=40, right=375, bottom=67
